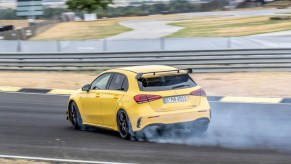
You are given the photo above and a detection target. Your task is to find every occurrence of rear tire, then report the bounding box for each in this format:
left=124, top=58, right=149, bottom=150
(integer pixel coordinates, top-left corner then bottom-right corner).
left=117, top=110, right=134, bottom=140
left=69, top=101, right=87, bottom=130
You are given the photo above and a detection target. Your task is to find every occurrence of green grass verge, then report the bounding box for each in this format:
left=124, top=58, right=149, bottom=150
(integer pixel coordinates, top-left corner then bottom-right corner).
left=167, top=16, right=291, bottom=37
left=30, top=19, right=132, bottom=40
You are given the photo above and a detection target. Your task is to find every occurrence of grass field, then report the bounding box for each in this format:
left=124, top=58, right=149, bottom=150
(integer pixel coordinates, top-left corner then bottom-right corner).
left=265, top=0, right=291, bottom=8
left=29, top=14, right=187, bottom=40
left=167, top=16, right=291, bottom=37
left=30, top=18, right=133, bottom=40
left=28, top=12, right=291, bottom=39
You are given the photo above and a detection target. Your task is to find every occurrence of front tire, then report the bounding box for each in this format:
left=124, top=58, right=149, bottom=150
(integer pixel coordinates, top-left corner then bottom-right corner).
left=117, top=110, right=134, bottom=140
left=69, top=101, right=87, bottom=130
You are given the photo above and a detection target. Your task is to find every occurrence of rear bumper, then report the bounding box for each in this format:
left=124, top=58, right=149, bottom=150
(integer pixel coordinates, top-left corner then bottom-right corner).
left=131, top=108, right=211, bottom=131
left=133, top=117, right=210, bottom=138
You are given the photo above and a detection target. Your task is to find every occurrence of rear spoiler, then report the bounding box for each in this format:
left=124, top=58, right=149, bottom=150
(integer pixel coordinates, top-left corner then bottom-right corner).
left=135, top=68, right=193, bottom=80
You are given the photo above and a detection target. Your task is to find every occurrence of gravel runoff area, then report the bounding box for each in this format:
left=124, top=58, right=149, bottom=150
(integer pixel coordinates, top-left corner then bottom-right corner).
left=0, top=71, right=290, bottom=98
left=0, top=158, right=52, bottom=164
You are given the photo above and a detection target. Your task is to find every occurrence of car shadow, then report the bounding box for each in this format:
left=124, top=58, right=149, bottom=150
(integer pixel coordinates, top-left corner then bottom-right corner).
left=85, top=125, right=121, bottom=138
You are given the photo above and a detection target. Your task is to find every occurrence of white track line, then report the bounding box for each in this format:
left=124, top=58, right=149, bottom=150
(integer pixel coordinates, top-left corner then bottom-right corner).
left=0, top=154, right=135, bottom=164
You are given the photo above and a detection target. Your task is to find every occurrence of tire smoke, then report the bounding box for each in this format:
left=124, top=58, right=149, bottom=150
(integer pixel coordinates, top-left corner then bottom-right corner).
left=141, top=102, right=291, bottom=152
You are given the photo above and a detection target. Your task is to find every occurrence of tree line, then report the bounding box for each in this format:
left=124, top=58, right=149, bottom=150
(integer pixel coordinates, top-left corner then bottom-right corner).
left=0, top=0, right=229, bottom=20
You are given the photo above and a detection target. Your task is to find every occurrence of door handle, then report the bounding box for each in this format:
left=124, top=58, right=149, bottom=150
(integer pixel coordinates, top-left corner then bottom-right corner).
left=113, top=96, right=118, bottom=99
left=95, top=94, right=100, bottom=98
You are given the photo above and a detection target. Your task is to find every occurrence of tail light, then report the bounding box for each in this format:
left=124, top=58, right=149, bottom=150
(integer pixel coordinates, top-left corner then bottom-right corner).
left=190, top=88, right=206, bottom=97
left=134, top=94, right=162, bottom=104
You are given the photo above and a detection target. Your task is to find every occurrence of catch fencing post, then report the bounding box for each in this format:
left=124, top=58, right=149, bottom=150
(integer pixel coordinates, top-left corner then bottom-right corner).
left=57, top=40, right=61, bottom=52
left=227, top=37, right=232, bottom=49
left=160, top=38, right=165, bottom=50
left=103, top=39, right=107, bottom=51
left=17, top=40, right=22, bottom=52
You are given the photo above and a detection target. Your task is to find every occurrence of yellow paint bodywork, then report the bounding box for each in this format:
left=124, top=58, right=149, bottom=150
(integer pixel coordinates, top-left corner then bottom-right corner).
left=67, top=65, right=211, bottom=132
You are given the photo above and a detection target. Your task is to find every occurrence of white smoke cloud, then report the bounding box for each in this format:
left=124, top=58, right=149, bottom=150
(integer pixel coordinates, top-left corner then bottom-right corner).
left=142, top=103, right=291, bottom=152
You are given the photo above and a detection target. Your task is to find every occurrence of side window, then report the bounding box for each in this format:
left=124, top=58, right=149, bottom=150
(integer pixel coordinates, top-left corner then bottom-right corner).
left=91, top=73, right=112, bottom=90
left=121, top=78, right=128, bottom=91
left=108, top=74, right=128, bottom=91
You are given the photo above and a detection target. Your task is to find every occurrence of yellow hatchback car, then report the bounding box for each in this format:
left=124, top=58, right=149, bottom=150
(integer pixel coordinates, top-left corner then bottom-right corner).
left=67, top=65, right=211, bottom=140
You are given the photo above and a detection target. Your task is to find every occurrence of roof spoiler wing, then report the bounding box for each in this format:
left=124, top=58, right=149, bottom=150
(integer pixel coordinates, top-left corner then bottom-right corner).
left=135, top=68, right=193, bottom=80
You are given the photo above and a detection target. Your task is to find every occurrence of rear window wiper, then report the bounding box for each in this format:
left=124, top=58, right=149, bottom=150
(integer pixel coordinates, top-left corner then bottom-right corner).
left=172, top=84, right=190, bottom=89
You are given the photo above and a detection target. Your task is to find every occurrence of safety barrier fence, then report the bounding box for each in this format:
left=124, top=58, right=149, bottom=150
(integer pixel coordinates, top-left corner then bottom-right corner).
left=0, top=48, right=291, bottom=72
left=1, top=36, right=291, bottom=53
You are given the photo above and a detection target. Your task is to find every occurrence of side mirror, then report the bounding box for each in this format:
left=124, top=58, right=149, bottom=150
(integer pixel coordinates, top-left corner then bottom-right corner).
left=82, top=84, right=91, bottom=92
left=187, top=68, right=193, bottom=73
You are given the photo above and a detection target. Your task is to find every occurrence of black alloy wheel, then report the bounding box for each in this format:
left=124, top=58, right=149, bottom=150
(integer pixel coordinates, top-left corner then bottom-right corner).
left=69, top=102, right=86, bottom=130
left=117, top=110, right=133, bottom=140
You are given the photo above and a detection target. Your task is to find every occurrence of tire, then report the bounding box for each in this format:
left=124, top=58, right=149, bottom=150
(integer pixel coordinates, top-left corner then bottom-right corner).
left=69, top=101, right=87, bottom=130
left=117, top=110, right=134, bottom=140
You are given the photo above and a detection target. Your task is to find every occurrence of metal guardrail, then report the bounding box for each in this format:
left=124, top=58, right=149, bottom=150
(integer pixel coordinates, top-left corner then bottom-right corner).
left=0, top=48, right=291, bottom=72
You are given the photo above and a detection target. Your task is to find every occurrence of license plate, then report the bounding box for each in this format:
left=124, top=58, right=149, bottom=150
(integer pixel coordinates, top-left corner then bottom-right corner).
left=163, top=96, right=188, bottom=104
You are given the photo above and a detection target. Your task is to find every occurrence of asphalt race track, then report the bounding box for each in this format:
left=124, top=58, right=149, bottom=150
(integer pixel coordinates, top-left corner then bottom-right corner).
left=0, top=92, right=291, bottom=164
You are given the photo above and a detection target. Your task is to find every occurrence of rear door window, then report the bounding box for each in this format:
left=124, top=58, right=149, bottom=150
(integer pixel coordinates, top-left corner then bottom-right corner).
left=138, top=74, right=196, bottom=91
left=108, top=73, right=128, bottom=91
left=121, top=78, right=129, bottom=91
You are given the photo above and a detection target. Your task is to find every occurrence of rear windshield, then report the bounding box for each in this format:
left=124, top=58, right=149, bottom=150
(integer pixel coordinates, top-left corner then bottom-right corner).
left=138, top=74, right=197, bottom=91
